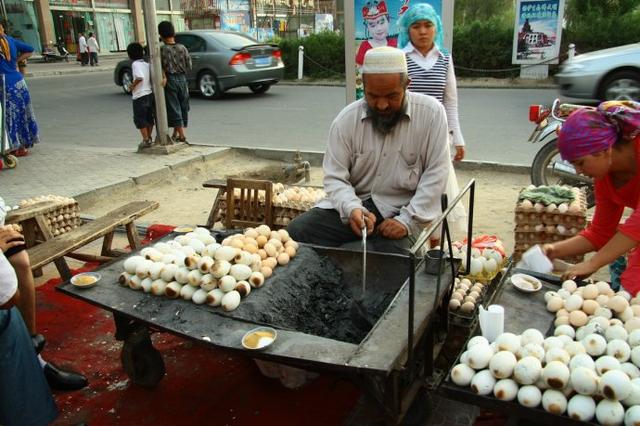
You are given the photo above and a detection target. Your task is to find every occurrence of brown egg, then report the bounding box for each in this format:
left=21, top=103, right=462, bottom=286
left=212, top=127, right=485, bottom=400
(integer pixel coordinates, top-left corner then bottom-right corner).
left=464, top=295, right=476, bottom=304
left=257, top=249, right=267, bottom=260
left=582, top=284, right=599, bottom=300
left=277, top=252, right=290, bottom=265
left=451, top=293, right=464, bottom=302
left=285, top=246, right=297, bottom=258
left=582, top=299, right=599, bottom=315
left=260, top=266, right=273, bottom=278
left=569, top=310, right=588, bottom=327
left=556, top=308, right=570, bottom=318
left=555, top=316, right=570, bottom=327
left=256, top=235, right=268, bottom=248
left=596, top=295, right=610, bottom=306
left=449, top=299, right=461, bottom=311
left=460, top=301, right=475, bottom=313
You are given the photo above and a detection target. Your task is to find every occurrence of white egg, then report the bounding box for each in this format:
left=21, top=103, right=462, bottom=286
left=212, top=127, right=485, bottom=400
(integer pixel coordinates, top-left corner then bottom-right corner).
left=521, top=328, right=545, bottom=346
left=571, top=367, right=599, bottom=396
left=570, top=353, right=597, bottom=372
left=150, top=279, right=168, bottom=296
left=490, top=351, right=517, bottom=379
left=582, top=333, right=608, bottom=357
left=118, top=272, right=131, bottom=287
left=493, top=379, right=518, bottom=401
left=567, top=394, right=596, bottom=422
left=229, top=263, right=252, bottom=281
left=608, top=339, right=632, bottom=363
left=542, top=389, right=567, bottom=415
left=495, top=332, right=521, bottom=353
left=622, top=379, right=640, bottom=407
left=206, top=288, right=224, bottom=306
left=180, top=284, right=197, bottom=300
left=191, top=288, right=208, bottom=305
left=160, top=264, right=178, bottom=283
left=595, top=399, right=624, bottom=426
left=554, top=325, right=576, bottom=339
left=187, top=269, right=203, bottom=287
left=624, top=405, right=640, bottom=426
left=174, top=266, right=190, bottom=285
left=451, top=363, right=475, bottom=387
left=543, top=336, right=565, bottom=351
left=467, top=336, right=490, bottom=350
left=164, top=281, right=182, bottom=299
left=219, top=275, right=237, bottom=293
left=135, top=259, right=154, bottom=278
left=518, top=343, right=545, bottom=361
left=622, top=363, right=640, bottom=380
left=564, top=341, right=586, bottom=357
left=221, top=290, right=241, bottom=311
left=469, top=257, right=483, bottom=275
left=124, top=255, right=145, bottom=274
left=140, top=277, right=153, bottom=293
left=545, top=347, right=570, bottom=365
left=542, top=361, right=570, bottom=390
left=517, top=385, right=542, bottom=408
left=199, top=274, right=217, bottom=292
left=600, top=370, right=632, bottom=401
left=513, top=356, right=542, bottom=385
left=214, top=246, right=238, bottom=262
left=470, top=370, right=496, bottom=396
left=210, top=260, right=232, bottom=279
left=466, top=344, right=494, bottom=370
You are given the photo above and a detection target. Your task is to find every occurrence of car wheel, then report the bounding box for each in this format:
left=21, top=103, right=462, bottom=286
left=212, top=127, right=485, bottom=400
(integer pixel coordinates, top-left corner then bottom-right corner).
left=198, top=71, right=222, bottom=99
left=599, top=70, right=640, bottom=102
left=249, top=83, right=271, bottom=94
left=121, top=68, right=133, bottom=95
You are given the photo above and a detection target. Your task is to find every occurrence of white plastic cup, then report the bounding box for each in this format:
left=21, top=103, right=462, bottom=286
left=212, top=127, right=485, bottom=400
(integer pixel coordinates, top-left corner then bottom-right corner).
left=479, top=304, right=505, bottom=343
left=521, top=245, right=553, bottom=274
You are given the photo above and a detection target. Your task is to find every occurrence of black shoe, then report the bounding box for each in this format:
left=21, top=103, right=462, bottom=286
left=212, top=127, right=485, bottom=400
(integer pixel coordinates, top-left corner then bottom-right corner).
left=31, top=333, right=46, bottom=354
left=43, top=363, right=88, bottom=391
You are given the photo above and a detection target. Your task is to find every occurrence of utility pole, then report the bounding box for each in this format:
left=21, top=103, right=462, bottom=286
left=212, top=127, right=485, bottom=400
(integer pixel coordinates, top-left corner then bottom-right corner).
left=142, top=0, right=172, bottom=146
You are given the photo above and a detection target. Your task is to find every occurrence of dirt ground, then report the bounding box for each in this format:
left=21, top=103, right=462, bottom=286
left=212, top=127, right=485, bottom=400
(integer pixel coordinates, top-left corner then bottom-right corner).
left=80, top=150, right=529, bottom=253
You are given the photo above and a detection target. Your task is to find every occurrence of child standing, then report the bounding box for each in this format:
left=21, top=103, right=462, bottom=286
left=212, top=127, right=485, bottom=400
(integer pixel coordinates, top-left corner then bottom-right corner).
left=158, top=21, right=191, bottom=143
left=126, top=42, right=155, bottom=150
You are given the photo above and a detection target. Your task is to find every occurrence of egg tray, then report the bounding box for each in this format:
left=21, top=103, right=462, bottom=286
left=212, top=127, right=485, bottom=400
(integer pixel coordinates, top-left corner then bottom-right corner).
left=457, top=256, right=509, bottom=285
left=448, top=269, right=505, bottom=326
left=514, top=212, right=587, bottom=228
left=515, top=187, right=588, bottom=214
left=38, top=200, right=81, bottom=238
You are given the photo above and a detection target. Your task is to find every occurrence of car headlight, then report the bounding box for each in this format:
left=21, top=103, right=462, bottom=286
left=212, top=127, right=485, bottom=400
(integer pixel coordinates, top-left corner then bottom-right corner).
left=560, top=62, right=586, bottom=73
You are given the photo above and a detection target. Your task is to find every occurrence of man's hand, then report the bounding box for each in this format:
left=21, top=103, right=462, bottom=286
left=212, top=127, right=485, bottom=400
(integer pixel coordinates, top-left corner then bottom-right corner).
left=349, top=208, right=375, bottom=237
left=454, top=146, right=465, bottom=161
left=377, top=218, right=408, bottom=239
left=0, top=227, right=24, bottom=253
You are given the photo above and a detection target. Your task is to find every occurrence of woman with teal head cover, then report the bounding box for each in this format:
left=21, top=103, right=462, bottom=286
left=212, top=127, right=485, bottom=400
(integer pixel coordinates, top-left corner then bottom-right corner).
left=398, top=3, right=467, bottom=239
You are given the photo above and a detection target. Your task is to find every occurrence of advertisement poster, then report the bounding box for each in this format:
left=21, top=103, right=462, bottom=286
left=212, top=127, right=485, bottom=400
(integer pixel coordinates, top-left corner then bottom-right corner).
left=220, top=11, right=250, bottom=33
left=512, top=0, right=565, bottom=64
left=353, top=0, right=442, bottom=99
left=315, top=13, right=334, bottom=33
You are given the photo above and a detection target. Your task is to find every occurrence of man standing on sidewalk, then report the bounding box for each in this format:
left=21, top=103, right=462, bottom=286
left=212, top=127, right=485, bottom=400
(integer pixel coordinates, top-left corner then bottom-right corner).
left=78, top=32, right=88, bottom=66
left=87, top=32, right=99, bottom=66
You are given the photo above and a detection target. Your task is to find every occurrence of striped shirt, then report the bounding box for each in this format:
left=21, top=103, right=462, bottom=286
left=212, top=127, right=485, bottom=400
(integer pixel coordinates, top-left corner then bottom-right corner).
left=407, top=54, right=449, bottom=102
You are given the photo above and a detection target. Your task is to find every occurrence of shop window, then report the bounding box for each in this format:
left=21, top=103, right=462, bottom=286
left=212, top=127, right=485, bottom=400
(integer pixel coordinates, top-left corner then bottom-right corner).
left=156, top=0, right=171, bottom=10
left=171, top=0, right=181, bottom=10
left=50, top=0, right=91, bottom=6
left=94, top=0, right=131, bottom=8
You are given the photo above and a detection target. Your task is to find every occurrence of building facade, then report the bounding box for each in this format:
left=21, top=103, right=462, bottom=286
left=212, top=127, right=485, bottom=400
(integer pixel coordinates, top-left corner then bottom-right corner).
left=6, top=0, right=185, bottom=53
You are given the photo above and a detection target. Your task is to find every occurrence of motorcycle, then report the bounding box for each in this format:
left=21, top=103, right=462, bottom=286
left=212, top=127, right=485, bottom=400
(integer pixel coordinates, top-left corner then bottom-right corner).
left=528, top=99, right=595, bottom=207
left=42, top=41, right=70, bottom=63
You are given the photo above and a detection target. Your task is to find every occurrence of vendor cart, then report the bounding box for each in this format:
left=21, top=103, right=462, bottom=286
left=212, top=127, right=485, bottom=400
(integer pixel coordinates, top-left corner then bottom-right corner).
left=57, top=181, right=476, bottom=424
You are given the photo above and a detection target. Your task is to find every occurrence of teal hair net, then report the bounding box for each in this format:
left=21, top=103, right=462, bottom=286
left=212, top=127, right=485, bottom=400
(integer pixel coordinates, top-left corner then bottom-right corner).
left=397, top=3, right=445, bottom=53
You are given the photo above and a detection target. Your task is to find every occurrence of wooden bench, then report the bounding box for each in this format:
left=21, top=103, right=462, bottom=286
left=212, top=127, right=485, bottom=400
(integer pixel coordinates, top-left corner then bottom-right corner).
left=26, top=200, right=159, bottom=280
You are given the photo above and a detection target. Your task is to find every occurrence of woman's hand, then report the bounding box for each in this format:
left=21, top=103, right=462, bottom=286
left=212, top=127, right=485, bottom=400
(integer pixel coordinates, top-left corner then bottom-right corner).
left=561, top=260, right=598, bottom=281
left=541, top=243, right=556, bottom=260
left=454, top=146, right=465, bottom=161
left=0, top=227, right=24, bottom=253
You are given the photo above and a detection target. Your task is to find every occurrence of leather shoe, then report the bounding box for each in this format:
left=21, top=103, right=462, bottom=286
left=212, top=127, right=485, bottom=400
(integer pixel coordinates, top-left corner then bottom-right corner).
left=43, top=363, right=88, bottom=391
left=31, top=334, right=46, bottom=354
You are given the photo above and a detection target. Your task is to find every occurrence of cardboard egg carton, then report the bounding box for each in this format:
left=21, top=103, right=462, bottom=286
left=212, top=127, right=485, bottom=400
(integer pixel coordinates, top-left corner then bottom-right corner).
left=514, top=186, right=587, bottom=225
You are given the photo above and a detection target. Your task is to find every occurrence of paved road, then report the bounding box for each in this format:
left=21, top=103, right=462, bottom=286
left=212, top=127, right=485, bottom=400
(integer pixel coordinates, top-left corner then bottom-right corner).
left=28, top=71, right=558, bottom=165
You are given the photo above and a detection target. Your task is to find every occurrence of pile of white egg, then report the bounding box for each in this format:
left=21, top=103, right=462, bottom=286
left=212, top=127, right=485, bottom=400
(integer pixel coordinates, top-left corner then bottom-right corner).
left=449, top=277, right=489, bottom=314
left=119, top=225, right=298, bottom=312
left=451, top=280, right=640, bottom=424
left=452, top=246, right=505, bottom=280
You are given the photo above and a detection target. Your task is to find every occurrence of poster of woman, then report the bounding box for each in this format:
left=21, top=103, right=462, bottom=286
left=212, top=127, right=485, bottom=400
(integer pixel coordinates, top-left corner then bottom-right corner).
left=354, top=0, right=442, bottom=99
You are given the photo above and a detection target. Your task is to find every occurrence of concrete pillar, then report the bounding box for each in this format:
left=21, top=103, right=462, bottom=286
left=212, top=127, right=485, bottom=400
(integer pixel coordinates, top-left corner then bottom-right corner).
left=131, top=0, right=146, bottom=43
left=34, top=0, right=56, bottom=48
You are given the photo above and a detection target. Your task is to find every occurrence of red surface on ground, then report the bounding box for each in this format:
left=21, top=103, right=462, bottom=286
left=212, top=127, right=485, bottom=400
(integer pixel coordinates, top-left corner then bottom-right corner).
left=36, top=225, right=361, bottom=425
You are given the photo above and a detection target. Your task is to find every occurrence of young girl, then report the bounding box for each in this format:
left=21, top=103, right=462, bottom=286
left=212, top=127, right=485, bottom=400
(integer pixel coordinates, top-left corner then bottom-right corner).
left=355, top=0, right=397, bottom=66
left=126, top=42, right=155, bottom=149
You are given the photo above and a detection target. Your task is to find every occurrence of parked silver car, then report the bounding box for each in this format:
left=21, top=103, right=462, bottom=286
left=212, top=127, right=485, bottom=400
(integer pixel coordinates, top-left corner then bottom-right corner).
left=114, top=30, right=284, bottom=99
left=555, top=43, right=640, bottom=102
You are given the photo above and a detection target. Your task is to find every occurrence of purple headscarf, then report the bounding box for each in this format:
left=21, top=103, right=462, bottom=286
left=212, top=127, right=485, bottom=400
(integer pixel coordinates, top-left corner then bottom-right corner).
left=558, top=101, right=640, bottom=162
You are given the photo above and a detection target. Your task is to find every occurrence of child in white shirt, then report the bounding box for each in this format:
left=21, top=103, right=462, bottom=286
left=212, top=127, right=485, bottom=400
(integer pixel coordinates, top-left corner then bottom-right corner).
left=126, top=42, right=155, bottom=149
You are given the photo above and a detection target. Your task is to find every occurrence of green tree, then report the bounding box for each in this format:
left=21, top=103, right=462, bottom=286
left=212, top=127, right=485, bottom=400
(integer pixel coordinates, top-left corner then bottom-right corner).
left=454, top=0, right=514, bottom=25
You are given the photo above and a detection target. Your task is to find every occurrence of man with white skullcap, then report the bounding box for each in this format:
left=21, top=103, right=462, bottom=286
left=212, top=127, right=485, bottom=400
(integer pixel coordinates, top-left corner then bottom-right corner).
left=288, top=46, right=450, bottom=253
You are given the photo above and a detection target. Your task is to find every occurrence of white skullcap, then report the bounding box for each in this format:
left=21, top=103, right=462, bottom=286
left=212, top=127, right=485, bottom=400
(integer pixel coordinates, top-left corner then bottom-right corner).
left=361, top=46, right=407, bottom=74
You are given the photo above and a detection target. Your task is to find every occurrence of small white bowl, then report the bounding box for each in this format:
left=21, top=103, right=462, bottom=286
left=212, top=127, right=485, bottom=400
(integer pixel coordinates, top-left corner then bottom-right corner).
left=70, top=272, right=101, bottom=289
left=511, top=273, right=542, bottom=293
left=242, top=326, right=277, bottom=350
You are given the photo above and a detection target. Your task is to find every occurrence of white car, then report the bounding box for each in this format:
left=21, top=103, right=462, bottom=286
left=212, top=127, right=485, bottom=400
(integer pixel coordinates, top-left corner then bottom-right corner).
left=554, top=43, right=640, bottom=102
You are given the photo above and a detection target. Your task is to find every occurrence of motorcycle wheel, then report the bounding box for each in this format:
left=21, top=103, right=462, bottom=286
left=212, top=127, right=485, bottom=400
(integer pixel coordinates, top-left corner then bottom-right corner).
left=531, top=138, right=595, bottom=208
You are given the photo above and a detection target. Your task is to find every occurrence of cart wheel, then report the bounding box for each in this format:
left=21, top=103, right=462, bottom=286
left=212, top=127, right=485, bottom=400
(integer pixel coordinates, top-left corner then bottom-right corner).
left=4, top=155, right=17, bottom=169
left=120, top=327, right=165, bottom=388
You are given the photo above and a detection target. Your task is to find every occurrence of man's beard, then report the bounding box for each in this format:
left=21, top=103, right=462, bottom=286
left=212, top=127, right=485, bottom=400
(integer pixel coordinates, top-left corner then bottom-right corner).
left=367, top=98, right=407, bottom=135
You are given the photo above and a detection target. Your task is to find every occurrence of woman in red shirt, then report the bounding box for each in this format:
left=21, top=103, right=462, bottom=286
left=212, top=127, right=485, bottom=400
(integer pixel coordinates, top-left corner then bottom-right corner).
left=543, top=101, right=640, bottom=294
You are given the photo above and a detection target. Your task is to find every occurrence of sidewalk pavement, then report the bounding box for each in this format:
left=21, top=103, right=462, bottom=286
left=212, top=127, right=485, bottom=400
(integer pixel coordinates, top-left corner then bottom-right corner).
left=1, top=143, right=228, bottom=207
left=25, top=51, right=128, bottom=79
